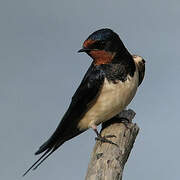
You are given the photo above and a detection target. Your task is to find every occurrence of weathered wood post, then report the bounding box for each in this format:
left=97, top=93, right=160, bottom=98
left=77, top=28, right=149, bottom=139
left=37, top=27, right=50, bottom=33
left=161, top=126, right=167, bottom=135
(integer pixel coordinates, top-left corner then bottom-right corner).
left=85, top=109, right=139, bottom=180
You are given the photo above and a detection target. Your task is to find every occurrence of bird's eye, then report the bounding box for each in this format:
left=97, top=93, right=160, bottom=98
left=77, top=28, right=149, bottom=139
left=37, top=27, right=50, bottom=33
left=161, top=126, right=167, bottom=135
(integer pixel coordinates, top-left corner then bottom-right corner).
left=94, top=40, right=106, bottom=49
left=89, top=40, right=106, bottom=50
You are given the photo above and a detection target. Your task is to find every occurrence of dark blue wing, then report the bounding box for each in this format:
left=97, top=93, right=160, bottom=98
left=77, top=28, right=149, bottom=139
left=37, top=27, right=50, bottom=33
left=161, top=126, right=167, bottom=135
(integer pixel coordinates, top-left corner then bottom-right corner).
left=36, top=63, right=105, bottom=153
left=23, top=64, right=105, bottom=176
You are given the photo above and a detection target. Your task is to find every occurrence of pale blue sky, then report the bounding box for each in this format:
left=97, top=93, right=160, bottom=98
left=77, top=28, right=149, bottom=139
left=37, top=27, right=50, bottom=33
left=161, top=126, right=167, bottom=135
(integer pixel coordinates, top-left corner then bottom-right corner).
left=0, top=0, right=180, bottom=179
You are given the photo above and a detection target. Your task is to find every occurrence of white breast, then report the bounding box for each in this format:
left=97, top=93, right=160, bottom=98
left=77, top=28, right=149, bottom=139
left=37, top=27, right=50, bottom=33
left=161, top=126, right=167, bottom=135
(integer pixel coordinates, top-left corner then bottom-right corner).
left=78, top=67, right=139, bottom=130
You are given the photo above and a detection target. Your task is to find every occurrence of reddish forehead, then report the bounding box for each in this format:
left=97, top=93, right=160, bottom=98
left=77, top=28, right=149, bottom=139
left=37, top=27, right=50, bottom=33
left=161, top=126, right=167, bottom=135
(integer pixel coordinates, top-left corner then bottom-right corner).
left=83, top=39, right=96, bottom=48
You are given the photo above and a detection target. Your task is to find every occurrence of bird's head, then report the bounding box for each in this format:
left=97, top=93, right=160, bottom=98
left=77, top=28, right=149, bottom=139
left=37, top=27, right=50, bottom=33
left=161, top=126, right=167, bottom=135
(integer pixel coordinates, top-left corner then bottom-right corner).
left=78, top=28, right=128, bottom=65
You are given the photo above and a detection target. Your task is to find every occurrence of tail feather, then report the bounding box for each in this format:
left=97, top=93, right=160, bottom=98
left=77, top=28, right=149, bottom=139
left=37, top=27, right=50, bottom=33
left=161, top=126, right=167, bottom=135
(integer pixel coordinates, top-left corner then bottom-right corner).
left=35, top=140, right=51, bottom=155
left=35, top=129, right=63, bottom=155
left=22, top=148, right=51, bottom=177
left=23, top=120, right=82, bottom=176
left=32, top=146, right=58, bottom=171
left=23, top=139, right=65, bottom=177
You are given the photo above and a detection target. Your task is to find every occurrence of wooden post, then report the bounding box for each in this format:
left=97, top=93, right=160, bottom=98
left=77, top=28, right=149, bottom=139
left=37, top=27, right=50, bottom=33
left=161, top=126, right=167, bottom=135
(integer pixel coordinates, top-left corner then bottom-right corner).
left=85, top=109, right=139, bottom=180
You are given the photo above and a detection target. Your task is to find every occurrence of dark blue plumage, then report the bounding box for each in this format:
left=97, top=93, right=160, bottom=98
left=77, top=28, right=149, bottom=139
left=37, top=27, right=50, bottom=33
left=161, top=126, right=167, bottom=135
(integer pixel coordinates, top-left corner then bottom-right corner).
left=23, top=28, right=143, bottom=176
left=87, top=29, right=115, bottom=41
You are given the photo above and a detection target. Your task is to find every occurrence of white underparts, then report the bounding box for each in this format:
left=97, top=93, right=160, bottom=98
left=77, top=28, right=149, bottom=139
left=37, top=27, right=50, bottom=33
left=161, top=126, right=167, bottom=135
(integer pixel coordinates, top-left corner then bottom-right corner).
left=78, top=66, right=139, bottom=131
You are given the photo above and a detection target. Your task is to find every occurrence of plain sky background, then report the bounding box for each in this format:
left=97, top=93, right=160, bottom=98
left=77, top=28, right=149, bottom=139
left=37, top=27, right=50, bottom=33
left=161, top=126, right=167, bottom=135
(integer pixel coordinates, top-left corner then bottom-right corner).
left=0, top=0, right=180, bottom=179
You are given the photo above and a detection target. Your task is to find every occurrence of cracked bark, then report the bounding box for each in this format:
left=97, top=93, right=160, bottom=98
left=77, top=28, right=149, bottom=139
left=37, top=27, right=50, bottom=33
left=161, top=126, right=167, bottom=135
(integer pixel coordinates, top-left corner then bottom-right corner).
left=85, top=109, right=139, bottom=180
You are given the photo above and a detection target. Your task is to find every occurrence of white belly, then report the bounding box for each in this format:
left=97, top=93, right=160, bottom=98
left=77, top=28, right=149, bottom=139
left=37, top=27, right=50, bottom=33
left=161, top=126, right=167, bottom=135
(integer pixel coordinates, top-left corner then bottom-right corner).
left=78, top=69, right=139, bottom=130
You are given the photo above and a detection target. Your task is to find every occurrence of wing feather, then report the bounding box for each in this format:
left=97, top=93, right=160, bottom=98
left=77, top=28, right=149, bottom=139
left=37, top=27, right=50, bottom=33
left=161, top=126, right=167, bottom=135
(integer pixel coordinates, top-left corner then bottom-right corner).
left=23, top=64, right=105, bottom=175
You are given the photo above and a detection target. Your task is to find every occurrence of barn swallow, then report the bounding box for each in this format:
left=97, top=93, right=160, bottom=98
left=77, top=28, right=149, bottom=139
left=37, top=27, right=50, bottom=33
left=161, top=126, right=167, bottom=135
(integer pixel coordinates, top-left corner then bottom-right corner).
left=23, top=28, right=145, bottom=176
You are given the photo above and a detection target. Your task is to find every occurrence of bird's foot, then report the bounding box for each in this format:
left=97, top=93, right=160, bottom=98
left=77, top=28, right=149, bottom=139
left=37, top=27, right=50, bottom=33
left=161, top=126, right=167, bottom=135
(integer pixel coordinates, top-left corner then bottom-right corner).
left=91, top=124, right=118, bottom=146
left=95, top=134, right=118, bottom=147
left=120, top=117, right=131, bottom=129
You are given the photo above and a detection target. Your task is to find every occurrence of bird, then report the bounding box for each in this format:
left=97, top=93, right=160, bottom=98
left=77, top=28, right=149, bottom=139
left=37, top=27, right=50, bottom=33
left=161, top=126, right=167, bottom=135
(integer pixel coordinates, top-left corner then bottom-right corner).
left=23, top=28, right=145, bottom=176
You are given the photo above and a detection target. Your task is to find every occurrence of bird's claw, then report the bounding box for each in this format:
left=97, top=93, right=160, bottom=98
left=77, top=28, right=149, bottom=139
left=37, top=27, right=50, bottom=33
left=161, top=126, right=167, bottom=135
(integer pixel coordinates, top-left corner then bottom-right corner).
left=95, top=135, right=118, bottom=147
left=120, top=117, right=131, bottom=129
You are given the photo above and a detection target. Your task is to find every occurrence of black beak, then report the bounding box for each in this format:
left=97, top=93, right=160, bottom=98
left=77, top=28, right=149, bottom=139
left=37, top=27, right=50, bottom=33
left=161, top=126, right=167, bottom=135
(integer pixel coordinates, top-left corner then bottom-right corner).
left=77, top=48, right=91, bottom=53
